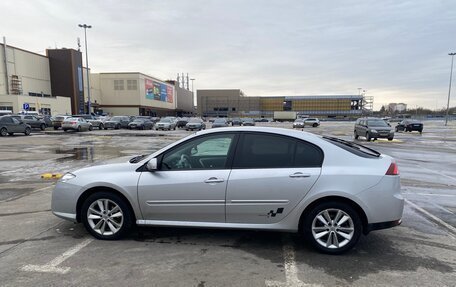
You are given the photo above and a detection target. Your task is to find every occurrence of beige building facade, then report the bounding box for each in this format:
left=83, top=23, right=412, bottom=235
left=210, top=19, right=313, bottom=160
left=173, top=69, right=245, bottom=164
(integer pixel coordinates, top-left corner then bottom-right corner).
left=90, top=73, right=177, bottom=116
left=0, top=43, right=71, bottom=115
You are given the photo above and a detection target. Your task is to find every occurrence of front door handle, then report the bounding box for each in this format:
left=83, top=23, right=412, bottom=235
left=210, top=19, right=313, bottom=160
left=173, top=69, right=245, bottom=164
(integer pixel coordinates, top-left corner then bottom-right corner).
left=204, top=177, right=224, bottom=184
left=289, top=172, right=311, bottom=178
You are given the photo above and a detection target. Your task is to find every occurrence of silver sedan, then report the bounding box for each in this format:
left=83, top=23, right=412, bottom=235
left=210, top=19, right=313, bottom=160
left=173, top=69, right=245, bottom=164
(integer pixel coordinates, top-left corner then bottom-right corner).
left=52, top=127, right=403, bottom=254
left=62, top=117, right=93, bottom=132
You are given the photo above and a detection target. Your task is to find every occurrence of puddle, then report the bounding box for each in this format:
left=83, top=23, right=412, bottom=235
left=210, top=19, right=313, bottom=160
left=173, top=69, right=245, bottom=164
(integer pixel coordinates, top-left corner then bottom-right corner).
left=54, top=146, right=122, bottom=162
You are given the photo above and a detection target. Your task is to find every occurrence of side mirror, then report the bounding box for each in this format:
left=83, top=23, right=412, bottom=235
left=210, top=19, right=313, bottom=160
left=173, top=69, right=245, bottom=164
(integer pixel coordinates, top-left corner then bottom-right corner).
left=146, top=158, right=158, bottom=171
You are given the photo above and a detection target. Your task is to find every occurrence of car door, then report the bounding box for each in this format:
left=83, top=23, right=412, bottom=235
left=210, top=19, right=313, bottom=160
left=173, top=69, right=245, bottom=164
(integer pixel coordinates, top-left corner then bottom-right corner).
left=137, top=133, right=238, bottom=222
left=226, top=132, right=323, bottom=224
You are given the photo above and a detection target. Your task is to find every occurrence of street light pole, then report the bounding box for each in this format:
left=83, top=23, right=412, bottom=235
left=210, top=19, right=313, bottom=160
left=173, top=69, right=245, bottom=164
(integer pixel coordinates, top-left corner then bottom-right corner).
left=79, top=24, right=92, bottom=114
left=445, top=52, right=456, bottom=126
left=190, top=78, right=195, bottom=114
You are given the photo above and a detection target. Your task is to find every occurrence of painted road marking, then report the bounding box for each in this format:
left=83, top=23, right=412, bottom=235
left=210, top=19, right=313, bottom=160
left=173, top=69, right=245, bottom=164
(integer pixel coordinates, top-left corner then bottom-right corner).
left=266, top=236, right=322, bottom=287
left=21, top=238, right=93, bottom=274
left=406, top=199, right=456, bottom=237
left=403, top=192, right=456, bottom=197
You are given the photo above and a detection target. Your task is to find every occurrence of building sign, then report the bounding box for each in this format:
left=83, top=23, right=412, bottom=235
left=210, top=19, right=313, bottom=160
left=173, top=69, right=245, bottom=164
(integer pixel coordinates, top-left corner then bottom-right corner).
left=145, top=79, right=173, bottom=103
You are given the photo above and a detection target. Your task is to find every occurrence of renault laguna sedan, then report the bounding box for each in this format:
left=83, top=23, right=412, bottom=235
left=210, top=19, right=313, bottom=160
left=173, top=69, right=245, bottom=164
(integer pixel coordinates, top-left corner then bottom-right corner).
left=52, top=127, right=403, bottom=254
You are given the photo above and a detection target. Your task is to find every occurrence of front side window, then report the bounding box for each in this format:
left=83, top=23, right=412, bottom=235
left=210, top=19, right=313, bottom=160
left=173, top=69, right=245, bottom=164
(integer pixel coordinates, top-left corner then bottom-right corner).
left=161, top=134, right=235, bottom=170
left=233, top=134, right=295, bottom=169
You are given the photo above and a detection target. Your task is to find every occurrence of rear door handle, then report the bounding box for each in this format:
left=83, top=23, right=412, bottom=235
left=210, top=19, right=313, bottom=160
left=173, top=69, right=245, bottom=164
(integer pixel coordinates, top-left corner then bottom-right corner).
left=289, top=172, right=311, bottom=178
left=204, top=177, right=224, bottom=183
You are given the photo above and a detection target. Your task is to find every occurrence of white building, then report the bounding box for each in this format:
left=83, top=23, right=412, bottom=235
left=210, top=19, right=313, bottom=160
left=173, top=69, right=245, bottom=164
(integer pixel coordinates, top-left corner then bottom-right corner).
left=0, top=42, right=71, bottom=115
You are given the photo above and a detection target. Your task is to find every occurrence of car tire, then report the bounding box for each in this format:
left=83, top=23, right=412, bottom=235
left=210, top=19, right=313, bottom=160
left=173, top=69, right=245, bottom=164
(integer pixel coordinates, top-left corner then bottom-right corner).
left=81, top=191, right=133, bottom=240
left=8, top=132, right=14, bottom=136
left=104, top=127, right=108, bottom=130
left=313, top=123, right=318, bottom=127
left=388, top=137, right=394, bottom=141
left=303, top=201, right=362, bottom=254
left=40, top=124, right=46, bottom=131
left=77, top=126, right=82, bottom=132
left=63, top=129, right=68, bottom=132
left=89, top=125, right=93, bottom=131
left=115, top=124, right=120, bottom=130
left=395, top=127, right=398, bottom=132
left=174, top=127, right=176, bottom=130
left=54, top=126, right=58, bottom=130
left=24, top=127, right=31, bottom=136
left=419, top=130, right=423, bottom=134
left=365, top=132, right=371, bottom=141
left=354, top=131, right=359, bottom=139
left=99, top=124, right=104, bottom=130
left=0, top=128, right=7, bottom=137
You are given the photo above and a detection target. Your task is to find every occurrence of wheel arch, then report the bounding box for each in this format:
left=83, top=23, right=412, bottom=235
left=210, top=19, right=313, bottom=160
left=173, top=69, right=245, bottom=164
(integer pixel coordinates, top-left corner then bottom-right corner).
left=298, top=196, right=369, bottom=235
left=76, top=186, right=137, bottom=223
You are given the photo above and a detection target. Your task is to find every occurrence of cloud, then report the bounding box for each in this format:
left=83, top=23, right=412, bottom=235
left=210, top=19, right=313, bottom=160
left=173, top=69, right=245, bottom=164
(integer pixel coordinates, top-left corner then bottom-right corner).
left=1, top=0, right=456, bottom=109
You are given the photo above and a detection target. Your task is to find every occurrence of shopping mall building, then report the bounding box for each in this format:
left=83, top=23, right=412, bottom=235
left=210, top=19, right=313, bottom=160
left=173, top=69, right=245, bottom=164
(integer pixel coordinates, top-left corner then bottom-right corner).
left=0, top=42, right=194, bottom=116
left=197, top=89, right=368, bottom=119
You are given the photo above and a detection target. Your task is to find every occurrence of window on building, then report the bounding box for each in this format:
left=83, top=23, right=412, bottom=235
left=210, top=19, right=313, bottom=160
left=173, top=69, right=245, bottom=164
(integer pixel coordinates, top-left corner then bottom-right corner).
left=114, top=80, right=124, bottom=90
left=127, top=80, right=137, bottom=90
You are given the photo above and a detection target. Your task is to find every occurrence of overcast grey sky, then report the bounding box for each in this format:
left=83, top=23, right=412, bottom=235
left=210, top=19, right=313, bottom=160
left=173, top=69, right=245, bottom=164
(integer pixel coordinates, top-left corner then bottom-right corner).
left=1, top=0, right=456, bottom=110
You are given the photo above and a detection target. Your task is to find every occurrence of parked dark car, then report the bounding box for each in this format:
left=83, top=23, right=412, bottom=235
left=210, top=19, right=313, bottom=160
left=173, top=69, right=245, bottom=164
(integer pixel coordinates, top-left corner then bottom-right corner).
left=104, top=116, right=131, bottom=129
left=354, top=117, right=394, bottom=141
left=185, top=118, right=206, bottom=131
left=211, top=118, right=229, bottom=128
left=395, top=120, right=423, bottom=133
left=0, top=116, right=32, bottom=136
left=39, top=115, right=53, bottom=127
left=128, top=118, right=154, bottom=130
left=177, top=117, right=189, bottom=128
left=242, top=118, right=256, bottom=126
left=11, top=115, right=46, bottom=130
left=231, top=118, right=242, bottom=126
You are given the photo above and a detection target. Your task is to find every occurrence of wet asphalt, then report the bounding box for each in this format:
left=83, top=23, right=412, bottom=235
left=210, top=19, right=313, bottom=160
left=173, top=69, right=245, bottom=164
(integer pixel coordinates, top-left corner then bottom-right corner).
left=0, top=121, right=455, bottom=286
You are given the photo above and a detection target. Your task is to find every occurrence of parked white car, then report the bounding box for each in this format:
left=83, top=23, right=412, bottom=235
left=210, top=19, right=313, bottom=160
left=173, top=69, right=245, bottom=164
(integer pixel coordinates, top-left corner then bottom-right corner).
left=52, top=127, right=403, bottom=254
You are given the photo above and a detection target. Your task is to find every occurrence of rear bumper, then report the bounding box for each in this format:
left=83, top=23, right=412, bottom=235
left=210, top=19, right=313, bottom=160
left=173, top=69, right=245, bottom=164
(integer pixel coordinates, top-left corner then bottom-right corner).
left=365, top=219, right=401, bottom=234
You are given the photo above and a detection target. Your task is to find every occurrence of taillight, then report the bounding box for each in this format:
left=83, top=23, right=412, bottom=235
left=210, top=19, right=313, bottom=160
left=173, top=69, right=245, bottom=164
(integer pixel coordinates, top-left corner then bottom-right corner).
left=386, top=162, right=399, bottom=175
left=70, top=121, right=77, bottom=124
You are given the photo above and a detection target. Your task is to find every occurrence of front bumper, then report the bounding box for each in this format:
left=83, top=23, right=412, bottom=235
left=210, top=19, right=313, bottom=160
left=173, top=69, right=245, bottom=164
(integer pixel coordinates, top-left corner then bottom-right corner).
left=51, top=181, right=82, bottom=223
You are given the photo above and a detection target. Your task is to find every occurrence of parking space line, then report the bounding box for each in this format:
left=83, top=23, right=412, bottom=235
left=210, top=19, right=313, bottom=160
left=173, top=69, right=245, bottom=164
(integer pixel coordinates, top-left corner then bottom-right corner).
left=405, top=199, right=456, bottom=237
left=265, top=235, right=322, bottom=287
left=0, top=185, right=54, bottom=203
left=20, top=238, right=93, bottom=274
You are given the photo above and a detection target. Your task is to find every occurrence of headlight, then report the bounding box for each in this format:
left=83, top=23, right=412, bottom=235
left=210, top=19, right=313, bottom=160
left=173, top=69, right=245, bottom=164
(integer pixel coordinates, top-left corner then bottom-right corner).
left=60, top=173, right=76, bottom=182
left=371, top=129, right=377, bottom=133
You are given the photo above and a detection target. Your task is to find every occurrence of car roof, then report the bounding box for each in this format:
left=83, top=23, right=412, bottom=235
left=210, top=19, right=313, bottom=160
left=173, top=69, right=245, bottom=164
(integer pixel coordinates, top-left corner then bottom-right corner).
left=194, top=126, right=321, bottom=141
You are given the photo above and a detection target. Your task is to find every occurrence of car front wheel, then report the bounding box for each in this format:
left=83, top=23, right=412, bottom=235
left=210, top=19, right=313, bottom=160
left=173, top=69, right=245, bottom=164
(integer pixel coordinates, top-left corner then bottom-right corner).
left=24, top=127, right=31, bottom=136
left=366, top=132, right=371, bottom=141
left=81, top=192, right=133, bottom=240
left=354, top=131, right=359, bottom=139
left=304, top=201, right=362, bottom=254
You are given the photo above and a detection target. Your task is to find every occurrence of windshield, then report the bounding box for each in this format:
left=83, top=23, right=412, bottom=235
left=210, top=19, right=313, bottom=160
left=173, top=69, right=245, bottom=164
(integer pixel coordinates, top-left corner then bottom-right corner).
left=294, top=119, right=304, bottom=122
left=110, top=116, right=122, bottom=121
left=160, top=118, right=171, bottom=123
left=189, top=118, right=201, bottom=123
left=367, top=120, right=389, bottom=127
left=243, top=118, right=254, bottom=122
left=214, top=119, right=226, bottom=123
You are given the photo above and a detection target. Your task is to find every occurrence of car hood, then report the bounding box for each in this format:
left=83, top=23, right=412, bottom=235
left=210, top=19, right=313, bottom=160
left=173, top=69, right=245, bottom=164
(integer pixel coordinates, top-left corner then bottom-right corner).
left=70, top=155, right=140, bottom=176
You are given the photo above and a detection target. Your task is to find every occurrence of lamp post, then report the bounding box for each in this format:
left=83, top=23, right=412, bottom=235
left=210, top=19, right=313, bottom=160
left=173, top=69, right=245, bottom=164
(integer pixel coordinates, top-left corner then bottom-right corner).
left=190, top=78, right=195, bottom=114
left=445, top=52, right=456, bottom=126
left=78, top=24, right=92, bottom=114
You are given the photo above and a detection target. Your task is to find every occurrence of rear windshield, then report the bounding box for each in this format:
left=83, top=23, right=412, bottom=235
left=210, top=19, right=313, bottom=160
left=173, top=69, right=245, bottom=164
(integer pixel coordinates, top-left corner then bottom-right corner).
left=214, top=119, right=226, bottom=123
left=323, top=136, right=380, bottom=158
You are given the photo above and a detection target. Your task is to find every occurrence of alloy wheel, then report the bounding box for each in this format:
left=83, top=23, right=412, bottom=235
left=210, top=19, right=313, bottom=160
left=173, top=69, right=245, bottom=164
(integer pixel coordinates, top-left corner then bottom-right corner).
left=87, top=199, right=124, bottom=236
left=311, top=208, right=354, bottom=249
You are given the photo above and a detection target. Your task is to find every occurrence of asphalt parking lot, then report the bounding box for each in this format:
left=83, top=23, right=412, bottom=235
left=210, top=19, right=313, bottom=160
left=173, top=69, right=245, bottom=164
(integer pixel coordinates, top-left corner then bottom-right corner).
left=0, top=121, right=455, bottom=286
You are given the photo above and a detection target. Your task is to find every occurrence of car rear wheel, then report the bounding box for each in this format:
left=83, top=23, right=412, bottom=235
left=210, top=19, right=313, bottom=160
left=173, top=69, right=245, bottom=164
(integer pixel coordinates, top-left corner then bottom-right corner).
left=81, top=192, right=133, bottom=240
left=313, top=123, right=318, bottom=127
left=53, top=126, right=58, bottom=130
left=365, top=132, right=371, bottom=141
left=99, top=124, right=104, bottom=130
left=89, top=125, right=93, bottom=131
left=24, top=127, right=31, bottom=136
left=77, top=126, right=82, bottom=132
left=0, top=128, right=7, bottom=137
left=304, top=201, right=362, bottom=254
left=40, top=124, right=46, bottom=131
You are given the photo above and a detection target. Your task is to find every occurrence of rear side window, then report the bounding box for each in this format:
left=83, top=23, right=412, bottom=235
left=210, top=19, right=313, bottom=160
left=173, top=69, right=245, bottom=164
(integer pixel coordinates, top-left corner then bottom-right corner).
left=233, top=133, right=324, bottom=169
left=294, top=141, right=324, bottom=167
